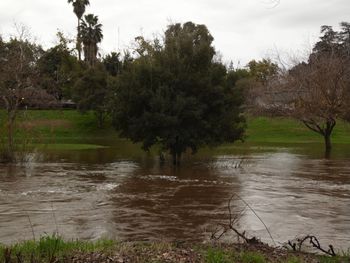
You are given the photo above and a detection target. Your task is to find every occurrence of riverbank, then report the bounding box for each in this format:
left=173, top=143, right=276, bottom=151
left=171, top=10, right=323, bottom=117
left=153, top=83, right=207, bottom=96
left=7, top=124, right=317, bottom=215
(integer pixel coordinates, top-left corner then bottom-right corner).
left=2, top=110, right=350, bottom=149
left=0, top=236, right=348, bottom=263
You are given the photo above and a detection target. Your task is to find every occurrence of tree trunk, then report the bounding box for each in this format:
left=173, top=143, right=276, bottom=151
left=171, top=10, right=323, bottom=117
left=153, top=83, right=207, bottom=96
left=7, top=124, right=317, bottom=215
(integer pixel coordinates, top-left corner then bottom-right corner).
left=172, top=152, right=177, bottom=166
left=6, top=112, right=15, bottom=161
left=77, top=18, right=81, bottom=61
left=171, top=152, right=182, bottom=166
left=324, top=133, right=332, bottom=158
left=176, top=152, right=181, bottom=166
left=324, top=118, right=335, bottom=159
left=95, top=111, right=104, bottom=128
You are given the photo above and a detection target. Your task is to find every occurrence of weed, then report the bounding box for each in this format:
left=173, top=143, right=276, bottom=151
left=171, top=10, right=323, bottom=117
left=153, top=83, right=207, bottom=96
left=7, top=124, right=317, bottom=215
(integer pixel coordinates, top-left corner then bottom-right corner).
left=240, top=251, right=267, bottom=263
left=205, top=248, right=230, bottom=263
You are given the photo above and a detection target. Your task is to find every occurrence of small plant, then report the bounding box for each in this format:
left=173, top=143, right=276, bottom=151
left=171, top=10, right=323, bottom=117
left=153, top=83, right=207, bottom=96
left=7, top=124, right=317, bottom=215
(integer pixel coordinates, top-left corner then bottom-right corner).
left=205, top=248, right=230, bottom=263
left=240, top=251, right=267, bottom=263
left=286, top=256, right=303, bottom=263
left=319, top=253, right=350, bottom=263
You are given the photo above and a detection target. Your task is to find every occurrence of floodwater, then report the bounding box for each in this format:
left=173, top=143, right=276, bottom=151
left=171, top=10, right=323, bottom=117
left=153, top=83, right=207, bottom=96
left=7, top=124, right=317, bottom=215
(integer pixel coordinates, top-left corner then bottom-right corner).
left=0, top=141, right=349, bottom=251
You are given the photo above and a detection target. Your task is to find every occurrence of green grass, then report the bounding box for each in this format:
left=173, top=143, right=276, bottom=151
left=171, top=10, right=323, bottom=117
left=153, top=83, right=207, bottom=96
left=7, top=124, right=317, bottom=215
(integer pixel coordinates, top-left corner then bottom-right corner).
left=0, top=110, right=119, bottom=151
left=0, top=236, right=349, bottom=263
left=36, top=143, right=109, bottom=150
left=205, top=249, right=268, bottom=263
left=246, top=116, right=350, bottom=144
left=0, top=235, right=117, bottom=262
left=1, top=110, right=350, bottom=152
left=239, top=251, right=267, bottom=263
left=16, top=110, right=118, bottom=141
left=205, top=248, right=233, bottom=263
left=319, top=252, right=350, bottom=263
left=285, top=256, right=303, bottom=263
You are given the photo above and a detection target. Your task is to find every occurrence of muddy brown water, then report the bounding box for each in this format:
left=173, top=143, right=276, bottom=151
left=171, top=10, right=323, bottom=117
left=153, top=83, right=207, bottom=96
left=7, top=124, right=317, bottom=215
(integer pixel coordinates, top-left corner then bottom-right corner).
left=0, top=141, right=349, bottom=250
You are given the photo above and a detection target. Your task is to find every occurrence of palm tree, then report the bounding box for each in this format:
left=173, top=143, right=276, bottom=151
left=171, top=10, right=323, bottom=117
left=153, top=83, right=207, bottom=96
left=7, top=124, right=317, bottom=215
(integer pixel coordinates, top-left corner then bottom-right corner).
left=80, top=14, right=103, bottom=67
left=67, top=0, right=90, bottom=61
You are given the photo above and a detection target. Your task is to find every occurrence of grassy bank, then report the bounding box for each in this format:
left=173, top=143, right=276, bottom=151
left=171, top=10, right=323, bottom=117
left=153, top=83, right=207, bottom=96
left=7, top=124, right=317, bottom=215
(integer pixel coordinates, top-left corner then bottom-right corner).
left=246, top=116, right=350, bottom=144
left=1, top=110, right=350, bottom=151
left=0, top=110, right=119, bottom=151
left=0, top=235, right=348, bottom=263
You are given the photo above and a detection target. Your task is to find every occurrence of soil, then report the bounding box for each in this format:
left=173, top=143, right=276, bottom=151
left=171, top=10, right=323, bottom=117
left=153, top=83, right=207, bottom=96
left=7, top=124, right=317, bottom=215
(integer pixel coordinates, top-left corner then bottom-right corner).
left=61, top=243, right=334, bottom=263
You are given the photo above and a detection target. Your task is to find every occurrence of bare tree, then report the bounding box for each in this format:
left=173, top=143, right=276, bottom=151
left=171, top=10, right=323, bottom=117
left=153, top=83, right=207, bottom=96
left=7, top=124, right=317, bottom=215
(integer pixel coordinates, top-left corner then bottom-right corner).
left=260, top=51, right=350, bottom=156
left=0, top=27, right=41, bottom=161
left=289, top=53, right=349, bottom=154
left=253, top=22, right=350, bottom=156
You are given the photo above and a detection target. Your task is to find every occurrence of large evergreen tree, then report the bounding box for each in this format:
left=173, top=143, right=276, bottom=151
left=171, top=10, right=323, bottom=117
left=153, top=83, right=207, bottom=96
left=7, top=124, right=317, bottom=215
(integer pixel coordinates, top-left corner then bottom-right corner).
left=112, top=22, right=245, bottom=165
left=73, top=64, right=110, bottom=127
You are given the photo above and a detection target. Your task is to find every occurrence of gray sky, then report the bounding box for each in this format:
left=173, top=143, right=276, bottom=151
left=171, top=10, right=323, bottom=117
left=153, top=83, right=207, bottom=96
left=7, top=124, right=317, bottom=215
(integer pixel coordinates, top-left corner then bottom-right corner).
left=0, top=0, right=349, bottom=65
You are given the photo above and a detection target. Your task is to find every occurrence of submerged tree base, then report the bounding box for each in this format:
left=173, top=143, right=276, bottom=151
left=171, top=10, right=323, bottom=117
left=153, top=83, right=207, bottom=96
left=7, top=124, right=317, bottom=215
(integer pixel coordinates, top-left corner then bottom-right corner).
left=0, top=235, right=348, bottom=263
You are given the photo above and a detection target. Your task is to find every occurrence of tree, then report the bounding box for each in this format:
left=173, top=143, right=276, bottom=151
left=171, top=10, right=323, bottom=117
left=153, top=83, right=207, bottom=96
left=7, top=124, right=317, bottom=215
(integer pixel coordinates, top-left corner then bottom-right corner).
left=0, top=33, right=42, bottom=161
left=260, top=23, right=350, bottom=156
left=289, top=23, right=350, bottom=155
left=247, top=59, right=278, bottom=85
left=37, top=32, right=81, bottom=100
left=67, top=0, right=90, bottom=61
left=79, top=14, right=103, bottom=67
left=225, top=59, right=279, bottom=115
left=226, top=67, right=251, bottom=87
left=73, top=64, right=110, bottom=127
left=103, top=52, right=122, bottom=76
left=112, top=22, right=245, bottom=165
left=287, top=53, right=350, bottom=155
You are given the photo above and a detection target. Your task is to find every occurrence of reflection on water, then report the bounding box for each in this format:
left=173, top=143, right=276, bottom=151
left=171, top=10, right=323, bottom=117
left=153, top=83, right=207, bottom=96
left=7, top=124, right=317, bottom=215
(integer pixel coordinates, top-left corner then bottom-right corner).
left=0, top=143, right=349, bottom=250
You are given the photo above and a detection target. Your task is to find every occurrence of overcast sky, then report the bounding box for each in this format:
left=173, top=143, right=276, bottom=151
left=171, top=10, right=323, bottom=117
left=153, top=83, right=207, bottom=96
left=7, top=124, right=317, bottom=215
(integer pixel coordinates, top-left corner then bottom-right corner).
left=0, top=0, right=349, bottom=66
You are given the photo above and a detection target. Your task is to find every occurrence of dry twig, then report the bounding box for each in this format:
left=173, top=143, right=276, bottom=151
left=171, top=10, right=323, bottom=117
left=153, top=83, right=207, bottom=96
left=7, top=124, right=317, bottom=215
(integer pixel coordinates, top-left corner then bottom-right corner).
left=287, top=235, right=336, bottom=257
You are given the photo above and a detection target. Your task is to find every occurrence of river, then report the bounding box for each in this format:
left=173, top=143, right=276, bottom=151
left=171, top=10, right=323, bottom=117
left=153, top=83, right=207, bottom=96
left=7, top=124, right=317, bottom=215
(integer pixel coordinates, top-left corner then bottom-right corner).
left=0, top=141, right=349, bottom=251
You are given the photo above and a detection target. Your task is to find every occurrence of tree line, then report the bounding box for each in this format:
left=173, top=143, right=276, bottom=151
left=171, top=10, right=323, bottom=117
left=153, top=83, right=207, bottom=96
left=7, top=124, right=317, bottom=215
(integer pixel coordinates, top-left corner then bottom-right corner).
left=0, top=0, right=349, bottom=162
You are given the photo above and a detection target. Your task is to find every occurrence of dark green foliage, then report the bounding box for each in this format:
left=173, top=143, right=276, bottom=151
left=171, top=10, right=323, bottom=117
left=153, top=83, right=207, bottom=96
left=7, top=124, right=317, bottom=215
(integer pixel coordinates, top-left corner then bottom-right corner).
left=112, top=22, right=245, bottom=164
left=227, top=68, right=251, bottom=87
left=80, top=14, right=103, bottom=67
left=103, top=52, right=122, bottom=76
left=73, top=64, right=110, bottom=127
left=37, top=33, right=82, bottom=99
left=313, top=22, right=350, bottom=55
left=67, top=0, right=90, bottom=20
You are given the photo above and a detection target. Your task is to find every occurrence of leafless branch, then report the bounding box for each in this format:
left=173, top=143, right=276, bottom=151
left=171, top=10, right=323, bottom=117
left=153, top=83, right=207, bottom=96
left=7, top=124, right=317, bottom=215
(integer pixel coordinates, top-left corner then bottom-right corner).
left=211, top=194, right=275, bottom=246
left=26, top=212, right=36, bottom=241
left=287, top=235, right=337, bottom=257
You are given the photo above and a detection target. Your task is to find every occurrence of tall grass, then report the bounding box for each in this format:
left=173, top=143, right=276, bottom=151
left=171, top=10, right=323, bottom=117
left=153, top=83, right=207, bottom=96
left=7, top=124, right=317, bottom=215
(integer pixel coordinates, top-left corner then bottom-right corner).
left=0, top=235, right=116, bottom=262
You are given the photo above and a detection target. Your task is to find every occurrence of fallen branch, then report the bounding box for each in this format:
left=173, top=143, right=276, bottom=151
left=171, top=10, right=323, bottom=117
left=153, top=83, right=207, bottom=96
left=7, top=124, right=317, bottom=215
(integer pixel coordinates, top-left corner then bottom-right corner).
left=287, top=235, right=336, bottom=257
left=211, top=194, right=275, bottom=245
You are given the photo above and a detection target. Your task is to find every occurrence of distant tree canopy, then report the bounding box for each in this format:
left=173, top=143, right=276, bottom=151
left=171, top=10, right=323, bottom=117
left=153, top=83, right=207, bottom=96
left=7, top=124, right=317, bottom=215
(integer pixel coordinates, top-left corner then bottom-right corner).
left=37, top=32, right=82, bottom=100
left=73, top=64, right=110, bottom=127
left=226, top=59, right=279, bottom=114
left=112, top=22, right=246, bottom=165
left=247, top=59, right=278, bottom=85
left=103, top=52, right=122, bottom=77
left=79, top=14, right=103, bottom=67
